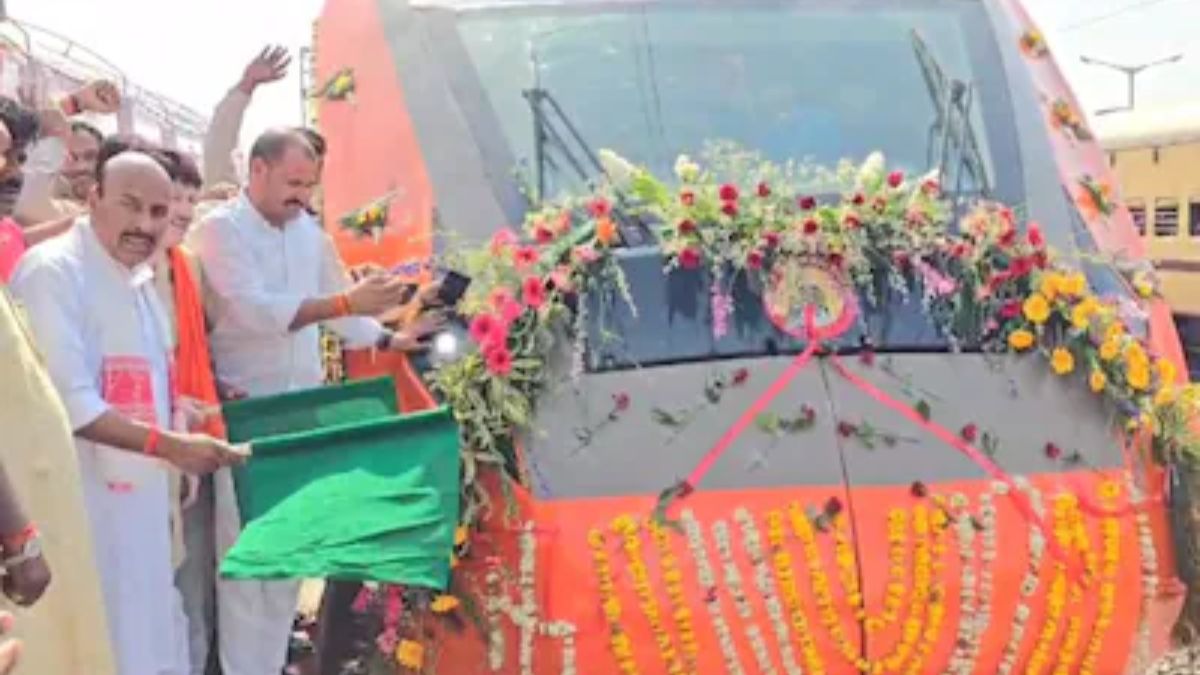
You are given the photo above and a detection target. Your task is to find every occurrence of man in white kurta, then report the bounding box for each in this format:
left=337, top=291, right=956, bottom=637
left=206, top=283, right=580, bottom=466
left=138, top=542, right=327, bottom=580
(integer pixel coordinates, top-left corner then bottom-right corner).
left=188, top=128, right=431, bottom=675
left=9, top=152, right=246, bottom=675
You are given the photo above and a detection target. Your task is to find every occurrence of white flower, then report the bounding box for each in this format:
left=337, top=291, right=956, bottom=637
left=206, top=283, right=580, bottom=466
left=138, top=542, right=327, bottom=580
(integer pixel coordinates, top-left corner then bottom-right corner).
left=598, top=149, right=637, bottom=188
left=674, top=154, right=701, bottom=183
left=856, top=151, right=886, bottom=188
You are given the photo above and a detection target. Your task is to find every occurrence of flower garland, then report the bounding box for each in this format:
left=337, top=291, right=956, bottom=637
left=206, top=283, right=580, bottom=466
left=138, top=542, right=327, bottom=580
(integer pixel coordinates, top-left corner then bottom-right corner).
left=713, top=519, right=776, bottom=675
left=787, top=502, right=862, bottom=670
left=649, top=521, right=700, bottom=670
left=946, top=496, right=980, bottom=675
left=1025, top=493, right=1079, bottom=674
left=735, top=508, right=801, bottom=675
left=1131, top=473, right=1161, bottom=671
left=901, top=503, right=949, bottom=675
left=518, top=523, right=537, bottom=675
left=681, top=509, right=745, bottom=675
left=997, top=478, right=1048, bottom=675
left=1079, top=482, right=1121, bottom=675
left=766, top=509, right=826, bottom=674
left=588, top=526, right=639, bottom=675
left=484, top=568, right=506, bottom=671
left=864, top=509, right=910, bottom=635
left=612, top=515, right=685, bottom=673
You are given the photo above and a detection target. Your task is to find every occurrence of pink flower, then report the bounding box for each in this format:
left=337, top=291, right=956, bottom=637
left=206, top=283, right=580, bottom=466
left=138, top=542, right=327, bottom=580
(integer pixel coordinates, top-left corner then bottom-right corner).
left=522, top=276, right=547, bottom=309
left=763, top=231, right=781, bottom=248
left=1027, top=221, right=1045, bottom=248
left=469, top=313, right=502, bottom=344
left=999, top=299, right=1022, bottom=319
left=798, top=196, right=817, bottom=210
left=549, top=265, right=574, bottom=293
left=722, top=202, right=739, bottom=217
left=719, top=184, right=739, bottom=202
left=746, top=249, right=764, bottom=270
left=999, top=228, right=1017, bottom=247
left=680, top=190, right=696, bottom=206
left=679, top=247, right=702, bottom=269
left=588, top=198, right=611, bottom=218
left=376, top=627, right=399, bottom=654
left=887, top=170, right=904, bottom=188
left=489, top=287, right=515, bottom=310
left=514, top=246, right=540, bottom=268
left=351, top=587, right=373, bottom=613
left=555, top=211, right=572, bottom=234
left=485, top=346, right=514, bottom=376
left=572, top=245, right=599, bottom=265
left=534, top=225, right=555, bottom=244
left=499, top=299, right=523, bottom=324
left=921, top=178, right=940, bottom=195
left=489, top=228, right=518, bottom=255
left=842, top=213, right=861, bottom=229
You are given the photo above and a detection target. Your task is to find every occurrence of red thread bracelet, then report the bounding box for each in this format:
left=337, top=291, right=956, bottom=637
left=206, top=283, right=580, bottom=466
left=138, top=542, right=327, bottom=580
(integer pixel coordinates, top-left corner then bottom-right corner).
left=2, top=523, right=37, bottom=552
left=144, top=427, right=161, bottom=457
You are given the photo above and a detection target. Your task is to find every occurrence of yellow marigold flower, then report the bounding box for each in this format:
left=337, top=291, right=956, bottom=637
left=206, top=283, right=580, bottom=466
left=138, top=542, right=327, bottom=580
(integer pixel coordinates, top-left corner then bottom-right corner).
left=1039, top=273, right=1062, bottom=302
left=1098, top=481, right=1122, bottom=500
left=1008, top=328, right=1035, bottom=351
left=455, top=525, right=469, bottom=546
left=1051, top=347, right=1075, bottom=375
left=396, top=640, right=425, bottom=670
left=1089, top=369, right=1107, bottom=393
left=1155, top=386, right=1177, bottom=407
left=1070, top=299, right=1098, bottom=330
left=1128, top=361, right=1151, bottom=391
left=1100, top=338, right=1120, bottom=361
left=431, top=594, right=460, bottom=614
left=1023, top=293, right=1051, bottom=324
left=1156, top=358, right=1177, bottom=385
left=1104, top=321, right=1125, bottom=341
left=1060, top=272, right=1087, bottom=297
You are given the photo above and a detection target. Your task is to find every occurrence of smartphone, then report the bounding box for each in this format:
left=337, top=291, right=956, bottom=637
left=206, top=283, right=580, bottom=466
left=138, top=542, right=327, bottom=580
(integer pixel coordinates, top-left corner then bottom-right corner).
left=436, top=271, right=471, bottom=306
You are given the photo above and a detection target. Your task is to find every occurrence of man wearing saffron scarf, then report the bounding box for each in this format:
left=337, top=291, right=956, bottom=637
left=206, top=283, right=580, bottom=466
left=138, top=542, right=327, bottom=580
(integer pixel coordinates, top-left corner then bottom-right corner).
left=9, top=150, right=248, bottom=675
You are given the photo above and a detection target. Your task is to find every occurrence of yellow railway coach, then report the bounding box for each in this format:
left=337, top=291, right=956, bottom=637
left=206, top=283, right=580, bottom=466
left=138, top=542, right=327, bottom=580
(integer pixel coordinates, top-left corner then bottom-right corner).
left=1098, top=103, right=1200, bottom=378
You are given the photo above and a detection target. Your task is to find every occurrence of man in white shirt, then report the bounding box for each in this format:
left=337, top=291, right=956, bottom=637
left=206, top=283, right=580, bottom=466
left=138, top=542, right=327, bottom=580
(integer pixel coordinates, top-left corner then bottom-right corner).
left=9, top=151, right=248, bottom=675
left=188, top=128, right=433, bottom=675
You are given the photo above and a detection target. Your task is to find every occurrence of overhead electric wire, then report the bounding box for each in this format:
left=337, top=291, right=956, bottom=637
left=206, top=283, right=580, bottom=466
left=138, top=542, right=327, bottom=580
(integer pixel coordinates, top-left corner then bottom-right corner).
left=1059, top=0, right=1184, bottom=32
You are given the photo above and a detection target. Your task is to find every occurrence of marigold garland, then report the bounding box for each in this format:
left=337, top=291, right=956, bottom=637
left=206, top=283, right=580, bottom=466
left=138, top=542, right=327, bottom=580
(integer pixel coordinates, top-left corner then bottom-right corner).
left=767, top=509, right=826, bottom=674
left=788, top=502, right=863, bottom=670
left=1079, top=485, right=1121, bottom=675
left=1025, top=494, right=1078, bottom=674
left=681, top=509, right=746, bottom=675
left=649, top=521, right=700, bottom=671
left=613, top=516, right=685, bottom=674
left=588, top=527, right=639, bottom=674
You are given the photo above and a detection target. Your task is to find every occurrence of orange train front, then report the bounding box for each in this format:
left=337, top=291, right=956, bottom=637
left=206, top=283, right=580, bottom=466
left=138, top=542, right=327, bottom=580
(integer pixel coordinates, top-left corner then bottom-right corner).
left=313, top=0, right=1190, bottom=672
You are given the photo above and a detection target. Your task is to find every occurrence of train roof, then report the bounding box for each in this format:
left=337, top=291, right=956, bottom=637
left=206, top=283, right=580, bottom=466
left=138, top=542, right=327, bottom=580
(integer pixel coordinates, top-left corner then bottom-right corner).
left=1093, top=102, right=1200, bottom=151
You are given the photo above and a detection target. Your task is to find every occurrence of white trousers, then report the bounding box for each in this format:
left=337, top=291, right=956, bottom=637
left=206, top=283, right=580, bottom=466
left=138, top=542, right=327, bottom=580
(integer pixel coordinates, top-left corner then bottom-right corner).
left=175, top=475, right=216, bottom=675
left=84, top=468, right=190, bottom=675
left=213, top=468, right=299, bottom=675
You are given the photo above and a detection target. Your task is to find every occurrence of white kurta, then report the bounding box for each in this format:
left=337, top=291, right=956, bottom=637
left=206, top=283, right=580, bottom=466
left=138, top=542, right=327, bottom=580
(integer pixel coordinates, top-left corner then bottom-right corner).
left=8, top=220, right=189, bottom=675
left=187, top=193, right=385, bottom=675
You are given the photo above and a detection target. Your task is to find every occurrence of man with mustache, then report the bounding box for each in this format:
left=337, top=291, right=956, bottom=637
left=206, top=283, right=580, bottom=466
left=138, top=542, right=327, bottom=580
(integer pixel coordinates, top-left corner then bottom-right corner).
left=9, top=150, right=249, bottom=675
left=188, top=128, right=437, bottom=675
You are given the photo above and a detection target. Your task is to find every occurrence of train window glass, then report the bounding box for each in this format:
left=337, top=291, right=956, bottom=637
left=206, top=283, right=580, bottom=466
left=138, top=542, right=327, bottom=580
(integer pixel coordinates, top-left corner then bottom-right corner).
left=1155, top=199, right=1179, bottom=237
left=1190, top=200, right=1200, bottom=237
left=1128, top=200, right=1146, bottom=236
left=1174, top=314, right=1200, bottom=380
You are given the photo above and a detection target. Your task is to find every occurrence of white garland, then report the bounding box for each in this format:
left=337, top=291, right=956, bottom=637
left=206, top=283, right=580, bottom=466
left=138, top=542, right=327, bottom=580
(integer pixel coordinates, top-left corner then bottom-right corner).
left=1129, top=473, right=1160, bottom=673
left=946, top=496, right=978, bottom=675
left=713, top=519, right=776, bottom=675
left=519, top=522, right=537, bottom=675
left=997, top=478, right=1045, bottom=675
left=735, top=508, right=803, bottom=675
left=485, top=569, right=507, bottom=671
left=681, top=509, right=746, bottom=675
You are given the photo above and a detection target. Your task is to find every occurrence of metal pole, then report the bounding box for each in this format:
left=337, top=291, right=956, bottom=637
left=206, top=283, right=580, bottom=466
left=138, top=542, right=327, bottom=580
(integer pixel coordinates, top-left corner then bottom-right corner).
left=1081, top=53, right=1183, bottom=115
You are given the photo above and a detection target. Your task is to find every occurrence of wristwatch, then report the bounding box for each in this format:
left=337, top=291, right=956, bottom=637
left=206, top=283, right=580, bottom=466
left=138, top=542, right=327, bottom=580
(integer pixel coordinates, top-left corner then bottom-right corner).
left=1, top=534, right=43, bottom=572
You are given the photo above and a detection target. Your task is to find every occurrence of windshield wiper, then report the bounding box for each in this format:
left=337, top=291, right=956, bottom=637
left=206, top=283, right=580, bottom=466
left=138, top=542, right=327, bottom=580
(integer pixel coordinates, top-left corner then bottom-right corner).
left=910, top=30, right=990, bottom=202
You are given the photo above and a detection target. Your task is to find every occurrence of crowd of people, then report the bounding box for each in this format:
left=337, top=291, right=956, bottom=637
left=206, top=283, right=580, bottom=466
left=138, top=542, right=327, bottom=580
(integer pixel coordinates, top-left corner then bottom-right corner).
left=0, top=46, right=440, bottom=675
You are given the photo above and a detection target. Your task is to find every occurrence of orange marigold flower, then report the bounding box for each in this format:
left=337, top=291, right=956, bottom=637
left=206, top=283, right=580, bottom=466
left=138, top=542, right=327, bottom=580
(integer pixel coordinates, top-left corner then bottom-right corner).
left=1051, top=347, right=1075, bottom=375
left=1023, top=294, right=1051, bottom=324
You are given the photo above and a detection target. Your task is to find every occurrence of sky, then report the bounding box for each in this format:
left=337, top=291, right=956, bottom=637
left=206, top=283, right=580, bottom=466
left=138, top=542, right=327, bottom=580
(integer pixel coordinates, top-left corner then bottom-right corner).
left=6, top=0, right=1200, bottom=149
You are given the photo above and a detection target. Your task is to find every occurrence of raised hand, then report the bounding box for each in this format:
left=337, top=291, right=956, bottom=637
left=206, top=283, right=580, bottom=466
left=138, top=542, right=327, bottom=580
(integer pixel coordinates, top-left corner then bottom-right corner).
left=238, top=46, right=291, bottom=94
left=72, top=80, right=122, bottom=115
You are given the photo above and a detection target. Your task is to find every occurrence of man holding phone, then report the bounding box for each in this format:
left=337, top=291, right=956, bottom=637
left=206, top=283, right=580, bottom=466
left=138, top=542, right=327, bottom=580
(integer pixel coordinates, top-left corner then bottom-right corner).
left=187, top=128, right=439, bottom=675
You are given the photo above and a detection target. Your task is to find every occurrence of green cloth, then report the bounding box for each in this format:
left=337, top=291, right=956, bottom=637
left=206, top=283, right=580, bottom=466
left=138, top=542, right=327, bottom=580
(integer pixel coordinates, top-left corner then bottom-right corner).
left=221, top=376, right=398, bottom=443
left=220, top=399, right=461, bottom=588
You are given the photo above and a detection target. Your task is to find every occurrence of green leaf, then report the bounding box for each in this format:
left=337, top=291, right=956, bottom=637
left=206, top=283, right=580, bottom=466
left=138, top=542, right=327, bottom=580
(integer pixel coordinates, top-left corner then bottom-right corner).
left=756, top=412, right=781, bottom=434
left=651, top=407, right=688, bottom=427
left=915, top=400, right=932, bottom=421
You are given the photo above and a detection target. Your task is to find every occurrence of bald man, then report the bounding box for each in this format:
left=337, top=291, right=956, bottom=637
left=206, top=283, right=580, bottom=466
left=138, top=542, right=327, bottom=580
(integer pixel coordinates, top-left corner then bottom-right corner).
left=9, top=150, right=247, bottom=675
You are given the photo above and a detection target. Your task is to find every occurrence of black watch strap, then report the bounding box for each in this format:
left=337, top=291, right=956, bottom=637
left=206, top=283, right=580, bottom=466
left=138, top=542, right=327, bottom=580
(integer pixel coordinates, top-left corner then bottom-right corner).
left=375, top=329, right=394, bottom=351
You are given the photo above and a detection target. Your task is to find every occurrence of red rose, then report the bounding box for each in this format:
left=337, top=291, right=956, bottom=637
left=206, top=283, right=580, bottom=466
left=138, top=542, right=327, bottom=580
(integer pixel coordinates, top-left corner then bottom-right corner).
left=1044, top=442, right=1063, bottom=460
left=763, top=231, right=781, bottom=248
left=801, top=405, right=817, bottom=423
left=852, top=193, right=865, bottom=206
left=798, top=196, right=817, bottom=210
left=681, top=190, right=696, bottom=206
left=803, top=218, right=820, bottom=235
left=999, top=299, right=1022, bottom=319
left=678, top=247, right=703, bottom=269
left=522, top=275, right=547, bottom=309
left=719, top=184, right=739, bottom=202
left=828, top=253, right=845, bottom=268
left=722, top=202, right=739, bottom=217
left=887, top=170, right=904, bottom=188
left=535, top=226, right=555, bottom=244
left=824, top=496, right=844, bottom=517
left=1026, top=221, right=1045, bottom=248
left=1011, top=256, right=1034, bottom=277
left=960, top=424, right=979, bottom=443
left=732, top=368, right=750, bottom=386
left=746, top=250, right=764, bottom=270
left=485, top=346, right=514, bottom=376
left=837, top=421, right=857, bottom=438
left=843, top=213, right=861, bottom=229
left=678, top=219, right=697, bottom=235
left=999, top=228, right=1017, bottom=247
left=1033, top=251, right=1049, bottom=269
left=588, top=198, right=611, bottom=218
left=757, top=182, right=771, bottom=198
left=910, top=481, right=929, bottom=498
